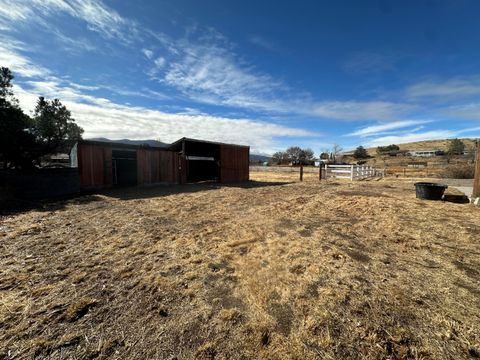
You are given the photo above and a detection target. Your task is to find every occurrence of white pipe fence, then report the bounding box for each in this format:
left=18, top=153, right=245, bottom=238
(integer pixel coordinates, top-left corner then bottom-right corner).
left=325, top=164, right=382, bottom=180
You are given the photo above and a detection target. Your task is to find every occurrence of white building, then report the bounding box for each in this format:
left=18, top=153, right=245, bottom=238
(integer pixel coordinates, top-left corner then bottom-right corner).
left=406, top=150, right=444, bottom=157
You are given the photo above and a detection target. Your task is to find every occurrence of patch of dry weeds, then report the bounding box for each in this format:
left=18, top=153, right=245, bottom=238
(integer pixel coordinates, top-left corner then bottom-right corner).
left=1, top=172, right=479, bottom=359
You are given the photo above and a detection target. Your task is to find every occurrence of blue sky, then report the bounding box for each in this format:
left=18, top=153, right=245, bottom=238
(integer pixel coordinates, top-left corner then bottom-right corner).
left=1, top=0, right=480, bottom=154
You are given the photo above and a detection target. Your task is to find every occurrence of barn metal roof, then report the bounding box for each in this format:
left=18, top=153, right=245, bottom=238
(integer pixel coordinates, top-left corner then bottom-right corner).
left=79, top=137, right=249, bottom=152
left=168, top=137, right=250, bottom=151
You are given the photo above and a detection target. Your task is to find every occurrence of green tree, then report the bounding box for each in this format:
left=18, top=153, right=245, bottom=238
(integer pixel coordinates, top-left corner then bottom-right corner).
left=299, top=148, right=314, bottom=163
left=0, top=67, right=84, bottom=169
left=0, top=67, right=36, bottom=169
left=285, top=146, right=302, bottom=162
left=447, top=138, right=465, bottom=155
left=377, top=144, right=400, bottom=155
left=284, top=146, right=315, bottom=164
left=353, top=146, right=369, bottom=159
left=32, top=97, right=84, bottom=156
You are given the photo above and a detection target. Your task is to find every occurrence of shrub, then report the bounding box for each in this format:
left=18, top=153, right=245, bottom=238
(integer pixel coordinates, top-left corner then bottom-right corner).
left=353, top=146, right=369, bottom=159
left=443, top=164, right=475, bottom=179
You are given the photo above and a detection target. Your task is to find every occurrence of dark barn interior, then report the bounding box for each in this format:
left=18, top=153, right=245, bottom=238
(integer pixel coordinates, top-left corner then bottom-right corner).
left=112, top=149, right=137, bottom=186
left=170, top=138, right=221, bottom=183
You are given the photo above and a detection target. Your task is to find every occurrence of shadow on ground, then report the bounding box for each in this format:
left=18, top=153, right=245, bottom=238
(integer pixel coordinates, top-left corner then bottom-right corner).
left=0, top=181, right=292, bottom=216
left=0, top=194, right=104, bottom=217
left=102, top=180, right=293, bottom=200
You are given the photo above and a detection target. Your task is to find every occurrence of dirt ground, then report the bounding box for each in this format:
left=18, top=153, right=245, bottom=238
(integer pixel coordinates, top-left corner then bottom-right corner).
left=1, top=171, right=479, bottom=359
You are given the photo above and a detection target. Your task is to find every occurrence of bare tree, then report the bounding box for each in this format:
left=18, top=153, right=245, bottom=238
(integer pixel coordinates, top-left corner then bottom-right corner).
left=331, top=144, right=343, bottom=162
left=332, top=144, right=343, bottom=156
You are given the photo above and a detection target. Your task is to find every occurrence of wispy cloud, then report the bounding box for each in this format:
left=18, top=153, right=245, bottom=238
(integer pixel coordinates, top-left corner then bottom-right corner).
left=161, top=30, right=289, bottom=112
left=365, top=126, right=480, bottom=147
left=2, top=40, right=316, bottom=154
left=14, top=83, right=316, bottom=154
left=405, top=76, right=480, bottom=100
left=248, top=35, right=281, bottom=52
left=154, top=57, right=166, bottom=68
left=309, top=101, right=415, bottom=121
left=0, top=38, right=50, bottom=77
left=142, top=49, right=154, bottom=59
left=366, top=130, right=459, bottom=147
left=348, top=120, right=432, bottom=137
left=342, top=51, right=397, bottom=74
left=0, top=0, right=419, bottom=122
left=0, top=0, right=139, bottom=43
left=442, top=103, right=480, bottom=120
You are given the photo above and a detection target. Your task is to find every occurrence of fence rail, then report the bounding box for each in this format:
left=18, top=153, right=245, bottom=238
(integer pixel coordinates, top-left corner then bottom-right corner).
left=325, top=164, right=382, bottom=180
left=250, top=165, right=383, bottom=181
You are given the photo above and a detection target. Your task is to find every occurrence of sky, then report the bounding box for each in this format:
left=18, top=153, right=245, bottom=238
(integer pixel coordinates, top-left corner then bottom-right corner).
left=1, top=0, right=480, bottom=154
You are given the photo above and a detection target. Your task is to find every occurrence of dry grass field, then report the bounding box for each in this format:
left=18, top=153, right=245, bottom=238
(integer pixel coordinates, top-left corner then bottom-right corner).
left=1, top=171, right=479, bottom=359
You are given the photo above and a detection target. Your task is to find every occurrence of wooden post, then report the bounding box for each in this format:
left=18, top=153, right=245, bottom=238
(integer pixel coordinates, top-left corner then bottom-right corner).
left=350, top=165, right=354, bottom=181
left=300, top=165, right=304, bottom=181
left=473, top=141, right=480, bottom=198
left=319, top=163, right=322, bottom=181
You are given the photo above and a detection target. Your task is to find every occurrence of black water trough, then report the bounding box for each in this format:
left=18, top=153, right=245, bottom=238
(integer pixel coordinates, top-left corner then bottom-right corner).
left=414, top=182, right=448, bottom=200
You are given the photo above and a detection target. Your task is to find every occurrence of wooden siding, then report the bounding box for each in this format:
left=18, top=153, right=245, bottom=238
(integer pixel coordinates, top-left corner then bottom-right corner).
left=137, top=149, right=180, bottom=185
left=220, top=145, right=250, bottom=183
left=78, top=144, right=112, bottom=188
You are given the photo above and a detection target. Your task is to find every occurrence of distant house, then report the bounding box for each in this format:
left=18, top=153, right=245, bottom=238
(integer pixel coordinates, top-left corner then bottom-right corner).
left=406, top=150, right=444, bottom=157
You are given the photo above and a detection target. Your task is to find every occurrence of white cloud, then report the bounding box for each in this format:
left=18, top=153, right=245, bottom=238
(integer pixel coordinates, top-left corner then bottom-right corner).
left=162, top=36, right=288, bottom=112
left=442, top=103, right=480, bottom=120
left=365, top=127, right=480, bottom=147
left=13, top=81, right=317, bottom=154
left=406, top=77, right=480, bottom=100
left=349, top=120, right=432, bottom=137
left=154, top=57, right=166, bottom=68
left=309, top=101, right=415, bottom=121
left=0, top=39, right=49, bottom=77
left=142, top=49, right=154, bottom=59
left=366, top=130, right=459, bottom=147
left=0, top=0, right=138, bottom=43
left=0, top=0, right=417, bottom=121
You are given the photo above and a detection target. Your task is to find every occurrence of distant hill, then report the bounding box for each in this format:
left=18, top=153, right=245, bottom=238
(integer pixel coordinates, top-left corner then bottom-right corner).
left=366, top=138, right=477, bottom=156
left=88, top=138, right=169, bottom=148
left=250, top=154, right=271, bottom=162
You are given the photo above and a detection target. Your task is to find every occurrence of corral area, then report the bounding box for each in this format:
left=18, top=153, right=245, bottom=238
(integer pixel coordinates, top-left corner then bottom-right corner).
left=1, top=171, right=479, bottom=359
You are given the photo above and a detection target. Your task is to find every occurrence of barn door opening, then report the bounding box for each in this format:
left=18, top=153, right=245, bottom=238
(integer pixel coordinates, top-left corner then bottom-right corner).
left=182, top=141, right=221, bottom=183
left=112, top=149, right=137, bottom=186
left=186, top=156, right=220, bottom=182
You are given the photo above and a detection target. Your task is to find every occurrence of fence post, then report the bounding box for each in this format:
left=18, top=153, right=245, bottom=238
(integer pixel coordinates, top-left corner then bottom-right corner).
left=319, top=163, right=322, bottom=181
left=473, top=141, right=480, bottom=198
left=300, top=165, right=303, bottom=182
left=351, top=165, right=354, bottom=181
left=325, top=164, right=328, bottom=180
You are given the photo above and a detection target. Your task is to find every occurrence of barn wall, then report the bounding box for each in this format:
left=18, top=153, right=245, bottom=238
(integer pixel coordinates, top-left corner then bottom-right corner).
left=137, top=149, right=180, bottom=185
left=78, top=144, right=112, bottom=188
left=220, top=145, right=250, bottom=183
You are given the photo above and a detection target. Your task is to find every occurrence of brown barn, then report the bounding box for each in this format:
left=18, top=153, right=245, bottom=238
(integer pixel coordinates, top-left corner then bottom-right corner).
left=71, top=138, right=249, bottom=189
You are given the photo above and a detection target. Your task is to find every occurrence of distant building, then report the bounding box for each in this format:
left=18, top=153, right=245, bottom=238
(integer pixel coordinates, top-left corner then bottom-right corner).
left=406, top=150, right=444, bottom=157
